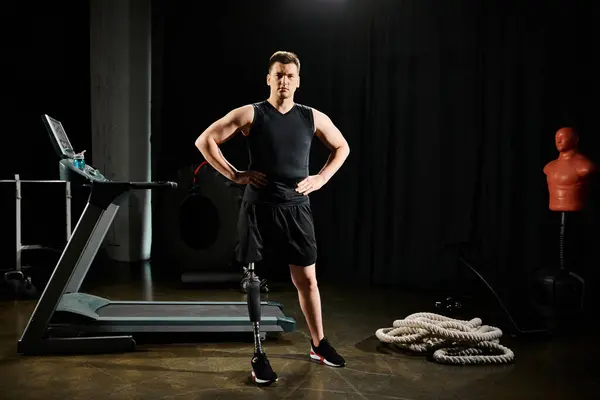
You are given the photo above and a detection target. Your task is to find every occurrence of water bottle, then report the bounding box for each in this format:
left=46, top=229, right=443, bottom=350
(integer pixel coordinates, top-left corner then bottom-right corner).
left=73, top=150, right=86, bottom=170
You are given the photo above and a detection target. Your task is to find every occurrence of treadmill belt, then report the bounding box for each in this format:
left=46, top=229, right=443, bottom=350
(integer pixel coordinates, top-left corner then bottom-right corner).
left=98, top=303, right=283, bottom=318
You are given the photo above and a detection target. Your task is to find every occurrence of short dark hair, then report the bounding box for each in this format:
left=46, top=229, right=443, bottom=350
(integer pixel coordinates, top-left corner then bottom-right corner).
left=268, top=51, right=300, bottom=74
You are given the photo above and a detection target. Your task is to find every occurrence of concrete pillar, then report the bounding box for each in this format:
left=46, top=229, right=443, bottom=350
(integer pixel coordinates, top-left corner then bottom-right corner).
left=89, top=0, right=152, bottom=262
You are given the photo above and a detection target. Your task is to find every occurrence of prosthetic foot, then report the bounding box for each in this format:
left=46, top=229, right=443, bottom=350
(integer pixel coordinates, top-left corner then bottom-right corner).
left=247, top=262, right=278, bottom=385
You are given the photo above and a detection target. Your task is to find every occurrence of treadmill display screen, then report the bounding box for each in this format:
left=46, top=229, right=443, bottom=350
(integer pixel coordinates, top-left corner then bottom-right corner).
left=43, top=114, right=76, bottom=159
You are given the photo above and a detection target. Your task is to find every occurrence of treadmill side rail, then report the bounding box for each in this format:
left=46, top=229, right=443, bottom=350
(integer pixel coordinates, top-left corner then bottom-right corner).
left=277, top=316, right=296, bottom=332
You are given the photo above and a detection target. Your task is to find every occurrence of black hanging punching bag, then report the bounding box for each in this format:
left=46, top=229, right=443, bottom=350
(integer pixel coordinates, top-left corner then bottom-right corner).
left=155, top=162, right=245, bottom=282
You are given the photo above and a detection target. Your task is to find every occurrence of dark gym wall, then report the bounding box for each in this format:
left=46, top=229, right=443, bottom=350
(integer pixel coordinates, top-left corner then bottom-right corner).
left=2, top=2, right=92, bottom=178
left=1, top=2, right=91, bottom=260
left=153, top=0, right=600, bottom=297
left=1, top=1, right=598, bottom=305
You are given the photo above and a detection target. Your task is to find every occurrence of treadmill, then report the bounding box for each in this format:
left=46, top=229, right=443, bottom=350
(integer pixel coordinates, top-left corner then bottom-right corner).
left=17, top=114, right=296, bottom=356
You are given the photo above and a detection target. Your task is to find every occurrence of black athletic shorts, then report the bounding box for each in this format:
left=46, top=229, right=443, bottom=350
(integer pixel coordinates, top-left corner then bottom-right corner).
left=236, top=200, right=318, bottom=267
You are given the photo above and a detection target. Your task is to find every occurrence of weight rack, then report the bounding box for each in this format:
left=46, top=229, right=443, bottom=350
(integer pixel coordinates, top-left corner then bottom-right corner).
left=0, top=174, right=72, bottom=295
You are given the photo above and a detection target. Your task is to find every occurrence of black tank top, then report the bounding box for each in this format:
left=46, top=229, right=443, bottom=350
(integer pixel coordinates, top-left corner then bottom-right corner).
left=242, top=100, right=315, bottom=206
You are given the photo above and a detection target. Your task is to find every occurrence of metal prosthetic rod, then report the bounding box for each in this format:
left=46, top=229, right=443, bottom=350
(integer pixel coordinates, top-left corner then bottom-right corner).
left=246, top=262, right=263, bottom=354
left=241, top=264, right=269, bottom=293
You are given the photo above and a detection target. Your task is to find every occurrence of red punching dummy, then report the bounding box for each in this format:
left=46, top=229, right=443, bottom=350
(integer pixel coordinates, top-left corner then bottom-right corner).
left=543, top=127, right=596, bottom=211
left=534, top=127, right=596, bottom=331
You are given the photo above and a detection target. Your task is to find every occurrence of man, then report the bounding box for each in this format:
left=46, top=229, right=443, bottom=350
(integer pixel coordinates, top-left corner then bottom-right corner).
left=195, top=51, right=350, bottom=385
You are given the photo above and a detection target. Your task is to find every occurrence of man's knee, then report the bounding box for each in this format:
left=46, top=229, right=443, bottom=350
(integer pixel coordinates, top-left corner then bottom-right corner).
left=293, top=276, right=318, bottom=292
left=290, top=264, right=317, bottom=291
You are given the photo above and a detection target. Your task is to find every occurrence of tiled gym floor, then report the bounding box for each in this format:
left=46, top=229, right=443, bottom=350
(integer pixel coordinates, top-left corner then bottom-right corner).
left=0, top=261, right=596, bottom=399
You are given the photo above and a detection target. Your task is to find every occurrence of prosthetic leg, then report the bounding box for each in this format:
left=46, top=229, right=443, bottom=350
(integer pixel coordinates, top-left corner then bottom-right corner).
left=247, top=262, right=278, bottom=385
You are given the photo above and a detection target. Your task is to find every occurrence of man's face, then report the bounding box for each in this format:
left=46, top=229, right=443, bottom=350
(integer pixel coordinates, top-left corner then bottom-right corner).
left=267, top=62, right=300, bottom=99
left=555, top=129, right=577, bottom=152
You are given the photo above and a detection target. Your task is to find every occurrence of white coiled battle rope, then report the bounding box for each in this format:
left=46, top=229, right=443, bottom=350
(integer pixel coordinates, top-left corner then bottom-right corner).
left=375, top=312, right=515, bottom=365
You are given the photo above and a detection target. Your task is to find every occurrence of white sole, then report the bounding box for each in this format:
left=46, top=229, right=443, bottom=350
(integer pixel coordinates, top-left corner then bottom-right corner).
left=310, top=350, right=344, bottom=367
left=251, top=370, right=278, bottom=385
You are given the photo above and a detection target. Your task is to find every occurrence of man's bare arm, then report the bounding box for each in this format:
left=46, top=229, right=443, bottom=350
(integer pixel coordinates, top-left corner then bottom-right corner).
left=194, top=105, right=254, bottom=181
left=313, top=108, right=350, bottom=183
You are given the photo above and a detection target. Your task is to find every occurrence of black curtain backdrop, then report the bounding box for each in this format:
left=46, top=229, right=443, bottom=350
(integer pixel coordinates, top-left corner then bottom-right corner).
left=153, top=0, right=599, bottom=299
left=1, top=0, right=598, bottom=313
left=152, top=0, right=600, bottom=303
left=1, top=2, right=91, bottom=262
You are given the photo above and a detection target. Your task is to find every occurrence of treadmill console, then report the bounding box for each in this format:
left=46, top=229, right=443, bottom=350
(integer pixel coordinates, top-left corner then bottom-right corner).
left=58, top=158, right=108, bottom=183
left=42, top=114, right=108, bottom=184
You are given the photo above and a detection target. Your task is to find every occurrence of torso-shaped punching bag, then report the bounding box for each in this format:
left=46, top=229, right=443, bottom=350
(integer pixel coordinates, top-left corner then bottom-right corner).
left=533, top=128, right=596, bottom=331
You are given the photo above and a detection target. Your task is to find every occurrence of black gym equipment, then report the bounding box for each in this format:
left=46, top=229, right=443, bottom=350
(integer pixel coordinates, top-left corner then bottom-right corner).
left=3, top=270, right=36, bottom=298
left=435, top=224, right=588, bottom=337
left=530, top=212, right=585, bottom=331
left=155, top=162, right=270, bottom=293
left=17, top=114, right=295, bottom=355
left=156, top=164, right=238, bottom=280
left=434, top=242, right=550, bottom=336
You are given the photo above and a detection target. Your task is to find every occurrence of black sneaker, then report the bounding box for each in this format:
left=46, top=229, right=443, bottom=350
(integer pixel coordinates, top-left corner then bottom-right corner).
left=310, top=337, right=346, bottom=367
left=251, top=352, right=278, bottom=385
